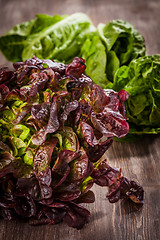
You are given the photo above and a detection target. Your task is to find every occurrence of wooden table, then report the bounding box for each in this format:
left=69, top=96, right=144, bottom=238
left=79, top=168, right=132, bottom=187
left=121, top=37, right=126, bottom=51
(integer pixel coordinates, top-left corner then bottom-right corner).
left=0, top=0, right=160, bottom=239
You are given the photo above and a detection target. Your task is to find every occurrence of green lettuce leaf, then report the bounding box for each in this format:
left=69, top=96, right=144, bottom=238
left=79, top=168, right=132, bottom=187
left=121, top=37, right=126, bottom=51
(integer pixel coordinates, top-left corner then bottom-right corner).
left=22, top=13, right=95, bottom=61
left=30, top=14, right=67, bottom=34
left=0, top=19, right=35, bottom=62
left=98, top=20, right=145, bottom=65
left=97, top=20, right=145, bottom=84
left=81, top=32, right=108, bottom=88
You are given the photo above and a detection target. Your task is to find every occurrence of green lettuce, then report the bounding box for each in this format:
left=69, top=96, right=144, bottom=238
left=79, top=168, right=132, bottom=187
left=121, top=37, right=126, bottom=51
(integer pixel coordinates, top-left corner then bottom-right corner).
left=113, top=55, right=160, bottom=135
left=97, top=19, right=146, bottom=83
left=0, top=13, right=95, bottom=62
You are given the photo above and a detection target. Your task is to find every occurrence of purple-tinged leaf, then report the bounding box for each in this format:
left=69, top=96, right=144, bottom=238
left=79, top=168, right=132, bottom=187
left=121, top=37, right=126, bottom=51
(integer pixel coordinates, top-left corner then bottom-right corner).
left=12, top=105, right=32, bottom=125
left=33, top=138, right=58, bottom=199
left=29, top=72, right=49, bottom=97
left=0, top=141, right=10, bottom=152
left=91, top=159, right=121, bottom=187
left=107, top=177, right=144, bottom=204
left=42, top=60, right=66, bottom=75
left=68, top=148, right=89, bottom=181
left=46, top=97, right=59, bottom=134
left=61, top=127, right=80, bottom=152
left=14, top=195, right=36, bottom=218
left=33, top=138, right=58, bottom=173
left=72, top=99, right=92, bottom=124
left=25, top=56, right=43, bottom=67
left=0, top=67, right=15, bottom=86
left=65, top=57, right=86, bottom=78
left=16, top=176, right=41, bottom=200
left=63, top=202, right=90, bottom=229
left=52, top=150, right=80, bottom=188
left=75, top=190, right=95, bottom=204
left=85, top=138, right=113, bottom=162
left=91, top=109, right=129, bottom=138
left=53, top=182, right=81, bottom=202
left=78, top=121, right=98, bottom=147
left=60, top=100, right=79, bottom=126
left=118, top=90, right=129, bottom=118
left=0, top=152, right=33, bottom=178
left=89, top=84, right=110, bottom=112
left=31, top=102, right=51, bottom=128
left=31, top=126, right=47, bottom=146
left=0, top=84, right=10, bottom=108
left=5, top=89, right=21, bottom=102
left=42, top=68, right=55, bottom=89
left=29, top=204, right=66, bottom=226
left=92, top=159, right=144, bottom=205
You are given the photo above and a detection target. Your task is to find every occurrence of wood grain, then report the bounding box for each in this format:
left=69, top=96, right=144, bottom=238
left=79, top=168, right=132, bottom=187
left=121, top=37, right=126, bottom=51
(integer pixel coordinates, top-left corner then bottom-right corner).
left=0, top=0, right=160, bottom=239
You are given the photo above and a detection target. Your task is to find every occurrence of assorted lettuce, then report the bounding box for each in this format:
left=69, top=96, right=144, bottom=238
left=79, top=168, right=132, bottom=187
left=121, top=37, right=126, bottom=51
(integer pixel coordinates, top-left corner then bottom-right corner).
left=0, top=13, right=145, bottom=85
left=0, top=57, right=143, bottom=229
left=1, top=13, right=155, bottom=140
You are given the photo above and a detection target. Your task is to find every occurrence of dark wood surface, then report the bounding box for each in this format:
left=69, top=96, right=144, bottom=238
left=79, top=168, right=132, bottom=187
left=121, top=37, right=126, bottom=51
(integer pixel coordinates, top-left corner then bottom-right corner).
left=0, top=0, right=160, bottom=239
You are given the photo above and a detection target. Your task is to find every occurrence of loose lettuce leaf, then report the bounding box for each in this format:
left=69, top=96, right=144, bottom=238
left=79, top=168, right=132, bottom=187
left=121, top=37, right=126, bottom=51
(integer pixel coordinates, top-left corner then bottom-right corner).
left=0, top=152, right=32, bottom=178
left=91, top=159, right=144, bottom=204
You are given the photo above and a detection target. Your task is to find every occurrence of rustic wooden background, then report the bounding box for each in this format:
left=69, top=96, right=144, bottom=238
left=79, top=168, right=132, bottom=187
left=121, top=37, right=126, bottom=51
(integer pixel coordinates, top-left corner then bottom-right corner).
left=0, top=0, right=160, bottom=239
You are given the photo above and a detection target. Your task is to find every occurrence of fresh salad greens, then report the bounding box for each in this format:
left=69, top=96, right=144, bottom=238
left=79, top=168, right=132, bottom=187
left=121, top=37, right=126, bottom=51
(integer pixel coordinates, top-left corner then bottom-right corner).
left=0, top=56, right=144, bottom=229
left=1, top=12, right=156, bottom=140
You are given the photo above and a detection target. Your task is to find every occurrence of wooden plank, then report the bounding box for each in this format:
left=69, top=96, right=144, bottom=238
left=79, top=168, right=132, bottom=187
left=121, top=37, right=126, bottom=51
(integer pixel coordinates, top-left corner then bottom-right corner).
left=0, top=0, right=160, bottom=239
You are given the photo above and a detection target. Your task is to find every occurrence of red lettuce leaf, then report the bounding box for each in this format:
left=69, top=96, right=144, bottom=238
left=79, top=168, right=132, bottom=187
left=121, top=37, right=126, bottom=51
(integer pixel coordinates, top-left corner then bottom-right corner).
left=33, top=137, right=58, bottom=199
left=31, top=102, right=51, bottom=128
left=68, top=148, right=89, bottom=181
left=0, top=68, right=15, bottom=86
left=46, top=96, right=60, bottom=134
left=92, top=159, right=144, bottom=204
left=60, top=100, right=79, bottom=126
left=63, top=202, right=90, bottom=229
left=53, top=182, right=81, bottom=202
left=0, top=152, right=32, bottom=178
left=29, top=72, right=49, bottom=97
left=52, top=150, right=79, bottom=188
left=85, top=138, right=113, bottom=162
left=65, top=57, right=86, bottom=78
left=0, top=84, right=10, bottom=108
left=78, top=121, right=98, bottom=147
